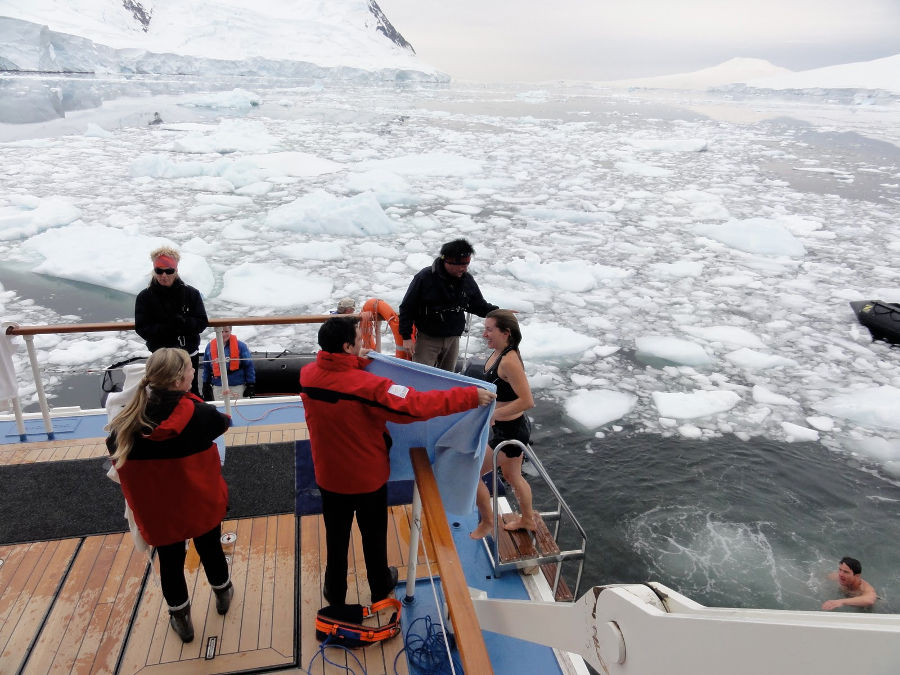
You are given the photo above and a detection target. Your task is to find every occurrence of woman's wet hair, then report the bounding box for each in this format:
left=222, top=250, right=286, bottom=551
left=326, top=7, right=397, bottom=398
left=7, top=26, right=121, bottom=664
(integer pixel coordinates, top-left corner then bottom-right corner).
left=318, top=316, right=360, bottom=353
left=486, top=309, right=521, bottom=349
left=106, top=348, right=191, bottom=467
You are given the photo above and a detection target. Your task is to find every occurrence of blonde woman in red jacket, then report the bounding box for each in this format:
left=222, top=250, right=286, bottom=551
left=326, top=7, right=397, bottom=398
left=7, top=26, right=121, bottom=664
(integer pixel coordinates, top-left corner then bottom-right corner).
left=300, top=317, right=495, bottom=606
left=106, top=348, right=232, bottom=643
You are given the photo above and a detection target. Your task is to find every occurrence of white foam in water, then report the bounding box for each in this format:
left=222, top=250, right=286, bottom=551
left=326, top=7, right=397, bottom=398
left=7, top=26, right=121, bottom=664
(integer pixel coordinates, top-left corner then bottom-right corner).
left=2, top=79, right=900, bottom=476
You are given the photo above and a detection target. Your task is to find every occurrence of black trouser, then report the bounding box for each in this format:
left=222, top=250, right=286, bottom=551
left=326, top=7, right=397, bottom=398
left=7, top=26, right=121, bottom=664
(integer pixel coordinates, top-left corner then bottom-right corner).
left=319, top=484, right=392, bottom=605
left=156, top=524, right=229, bottom=609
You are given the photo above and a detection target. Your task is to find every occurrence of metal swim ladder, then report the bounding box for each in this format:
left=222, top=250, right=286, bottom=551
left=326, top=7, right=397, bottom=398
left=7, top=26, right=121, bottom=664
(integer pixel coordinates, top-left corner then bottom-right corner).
left=480, top=439, right=587, bottom=601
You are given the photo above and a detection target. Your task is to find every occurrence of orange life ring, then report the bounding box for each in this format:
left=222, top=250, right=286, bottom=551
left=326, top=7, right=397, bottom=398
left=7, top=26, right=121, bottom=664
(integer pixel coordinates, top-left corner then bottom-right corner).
left=360, top=298, right=414, bottom=360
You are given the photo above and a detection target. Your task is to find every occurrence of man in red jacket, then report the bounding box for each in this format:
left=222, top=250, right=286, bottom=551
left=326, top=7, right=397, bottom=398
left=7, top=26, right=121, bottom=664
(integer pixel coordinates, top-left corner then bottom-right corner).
left=300, top=316, right=494, bottom=606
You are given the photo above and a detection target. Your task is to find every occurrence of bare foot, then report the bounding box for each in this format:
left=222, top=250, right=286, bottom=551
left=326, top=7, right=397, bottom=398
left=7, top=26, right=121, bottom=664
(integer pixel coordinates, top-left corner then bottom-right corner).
left=501, top=514, right=536, bottom=532
left=470, top=520, right=493, bottom=539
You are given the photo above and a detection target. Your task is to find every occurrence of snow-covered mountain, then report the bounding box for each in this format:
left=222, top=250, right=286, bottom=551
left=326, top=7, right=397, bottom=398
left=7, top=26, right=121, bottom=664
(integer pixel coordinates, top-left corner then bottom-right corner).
left=747, top=54, right=900, bottom=95
left=601, top=55, right=900, bottom=95
left=602, top=57, right=792, bottom=90
left=0, top=0, right=442, bottom=80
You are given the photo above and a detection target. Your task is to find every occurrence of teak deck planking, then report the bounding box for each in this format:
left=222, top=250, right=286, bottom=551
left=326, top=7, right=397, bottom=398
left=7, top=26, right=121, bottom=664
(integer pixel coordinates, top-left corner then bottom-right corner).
left=0, top=423, right=566, bottom=672
left=0, top=421, right=426, bottom=674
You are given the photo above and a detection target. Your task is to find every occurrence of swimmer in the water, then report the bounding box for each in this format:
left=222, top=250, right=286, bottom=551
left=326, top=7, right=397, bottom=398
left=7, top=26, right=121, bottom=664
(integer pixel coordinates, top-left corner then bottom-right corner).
left=822, top=556, right=877, bottom=610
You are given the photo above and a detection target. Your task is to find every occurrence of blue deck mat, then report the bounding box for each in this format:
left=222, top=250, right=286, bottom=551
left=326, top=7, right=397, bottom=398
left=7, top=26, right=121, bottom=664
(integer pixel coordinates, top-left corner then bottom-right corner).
left=396, top=510, right=564, bottom=675
left=0, top=399, right=304, bottom=444
left=294, top=439, right=413, bottom=514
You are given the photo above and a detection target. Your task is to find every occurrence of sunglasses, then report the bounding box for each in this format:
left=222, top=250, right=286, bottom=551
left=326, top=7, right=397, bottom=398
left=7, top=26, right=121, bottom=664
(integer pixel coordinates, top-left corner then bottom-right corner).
left=154, top=267, right=176, bottom=275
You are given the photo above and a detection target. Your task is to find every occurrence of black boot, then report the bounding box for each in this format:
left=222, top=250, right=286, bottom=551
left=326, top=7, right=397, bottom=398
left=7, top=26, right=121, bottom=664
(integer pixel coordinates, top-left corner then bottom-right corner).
left=371, top=566, right=399, bottom=603
left=168, top=603, right=194, bottom=643
left=214, top=581, right=234, bottom=615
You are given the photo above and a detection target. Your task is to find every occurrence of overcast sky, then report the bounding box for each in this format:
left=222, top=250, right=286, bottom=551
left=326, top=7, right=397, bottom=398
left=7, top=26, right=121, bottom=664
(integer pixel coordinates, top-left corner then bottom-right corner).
left=376, top=0, right=900, bottom=82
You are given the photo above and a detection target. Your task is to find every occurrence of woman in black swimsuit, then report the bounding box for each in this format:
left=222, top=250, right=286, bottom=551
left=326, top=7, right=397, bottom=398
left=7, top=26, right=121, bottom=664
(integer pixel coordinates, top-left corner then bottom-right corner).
left=470, top=309, right=536, bottom=539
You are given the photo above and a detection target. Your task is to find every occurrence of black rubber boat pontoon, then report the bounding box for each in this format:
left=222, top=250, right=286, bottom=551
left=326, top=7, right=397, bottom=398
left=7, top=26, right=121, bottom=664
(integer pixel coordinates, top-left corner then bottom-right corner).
left=850, top=300, right=900, bottom=344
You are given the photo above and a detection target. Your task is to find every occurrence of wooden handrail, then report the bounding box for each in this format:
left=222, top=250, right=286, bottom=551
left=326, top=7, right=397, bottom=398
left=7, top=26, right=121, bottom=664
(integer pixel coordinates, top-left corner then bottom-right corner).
left=4, top=314, right=356, bottom=336
left=409, top=447, right=493, bottom=674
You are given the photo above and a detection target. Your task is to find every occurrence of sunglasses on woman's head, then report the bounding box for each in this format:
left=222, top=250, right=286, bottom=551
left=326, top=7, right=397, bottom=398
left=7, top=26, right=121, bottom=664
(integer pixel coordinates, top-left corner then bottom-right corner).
left=154, top=267, right=176, bottom=275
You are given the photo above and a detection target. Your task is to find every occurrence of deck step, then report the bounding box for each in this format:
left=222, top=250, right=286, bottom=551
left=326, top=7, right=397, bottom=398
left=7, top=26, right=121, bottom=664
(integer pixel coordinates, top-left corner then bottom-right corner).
left=496, top=514, right=574, bottom=602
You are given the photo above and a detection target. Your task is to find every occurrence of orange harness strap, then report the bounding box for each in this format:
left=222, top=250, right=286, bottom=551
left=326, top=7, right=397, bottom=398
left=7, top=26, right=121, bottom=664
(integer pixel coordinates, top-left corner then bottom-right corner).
left=314, top=597, right=402, bottom=647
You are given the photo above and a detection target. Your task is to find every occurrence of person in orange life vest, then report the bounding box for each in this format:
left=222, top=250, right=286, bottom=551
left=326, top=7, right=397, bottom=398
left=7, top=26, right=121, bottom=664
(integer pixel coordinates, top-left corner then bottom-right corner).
left=201, top=326, right=255, bottom=401
left=300, top=316, right=495, bottom=606
left=105, top=348, right=233, bottom=643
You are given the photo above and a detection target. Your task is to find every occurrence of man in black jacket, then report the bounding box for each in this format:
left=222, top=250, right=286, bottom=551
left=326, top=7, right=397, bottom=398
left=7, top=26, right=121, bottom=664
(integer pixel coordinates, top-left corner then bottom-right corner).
left=134, top=247, right=208, bottom=395
left=398, top=239, right=498, bottom=371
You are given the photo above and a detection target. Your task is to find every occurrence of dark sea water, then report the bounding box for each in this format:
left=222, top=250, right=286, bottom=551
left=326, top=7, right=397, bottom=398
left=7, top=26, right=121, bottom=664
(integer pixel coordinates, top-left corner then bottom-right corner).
left=529, top=403, right=900, bottom=613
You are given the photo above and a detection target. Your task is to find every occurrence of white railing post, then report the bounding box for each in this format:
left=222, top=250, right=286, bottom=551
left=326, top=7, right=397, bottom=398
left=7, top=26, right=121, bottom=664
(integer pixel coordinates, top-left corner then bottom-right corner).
left=23, top=335, right=54, bottom=440
left=213, top=326, right=232, bottom=417
left=405, top=485, right=422, bottom=601
left=10, top=397, right=26, bottom=441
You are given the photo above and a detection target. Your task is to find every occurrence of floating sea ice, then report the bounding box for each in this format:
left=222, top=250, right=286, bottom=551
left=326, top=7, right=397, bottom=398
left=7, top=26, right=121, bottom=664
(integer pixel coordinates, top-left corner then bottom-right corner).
left=131, top=154, right=250, bottom=181
left=404, top=252, right=432, bottom=270
left=851, top=437, right=900, bottom=473
left=345, top=169, right=413, bottom=205
left=752, top=385, right=799, bottom=406
left=247, top=151, right=342, bottom=178
left=813, top=386, right=900, bottom=431
left=615, top=161, right=674, bottom=177
left=506, top=256, right=630, bottom=293
left=84, top=123, right=112, bottom=138
left=172, top=120, right=279, bottom=154
left=691, top=201, right=730, bottom=220
left=218, top=262, right=332, bottom=308
left=0, top=195, right=81, bottom=241
left=179, top=88, right=261, bottom=110
left=265, top=190, right=396, bottom=236
left=651, top=390, right=741, bottom=419
left=177, top=176, right=236, bottom=193
left=694, top=217, right=807, bottom=257
left=634, top=336, right=713, bottom=367
left=681, top=325, right=766, bottom=349
left=678, top=424, right=703, bottom=439
left=725, top=348, right=798, bottom=370
left=235, top=182, right=272, bottom=196
left=628, top=138, right=708, bottom=152
left=45, top=337, right=129, bottom=366
left=22, top=224, right=214, bottom=296
left=564, top=389, right=637, bottom=428
left=649, top=261, right=704, bottom=278
left=805, top=416, right=834, bottom=431
left=781, top=422, right=820, bottom=443
left=523, top=322, right=599, bottom=359
left=360, top=152, right=483, bottom=177
left=187, top=203, right=238, bottom=218
left=506, top=258, right=596, bottom=293
left=280, top=241, right=345, bottom=262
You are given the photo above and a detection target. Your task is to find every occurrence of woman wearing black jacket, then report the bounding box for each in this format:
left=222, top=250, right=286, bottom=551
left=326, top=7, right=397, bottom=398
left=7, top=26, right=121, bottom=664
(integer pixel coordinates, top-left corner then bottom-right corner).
left=134, top=246, right=208, bottom=395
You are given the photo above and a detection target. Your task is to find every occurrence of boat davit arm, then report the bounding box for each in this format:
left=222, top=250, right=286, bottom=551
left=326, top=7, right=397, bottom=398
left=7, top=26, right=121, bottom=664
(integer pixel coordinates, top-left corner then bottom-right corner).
left=471, top=582, right=900, bottom=674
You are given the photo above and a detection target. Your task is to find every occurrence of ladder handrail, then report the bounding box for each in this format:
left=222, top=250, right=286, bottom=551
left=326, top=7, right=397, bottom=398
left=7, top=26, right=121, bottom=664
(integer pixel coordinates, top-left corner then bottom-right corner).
left=485, top=439, right=587, bottom=599
left=409, top=447, right=493, bottom=674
